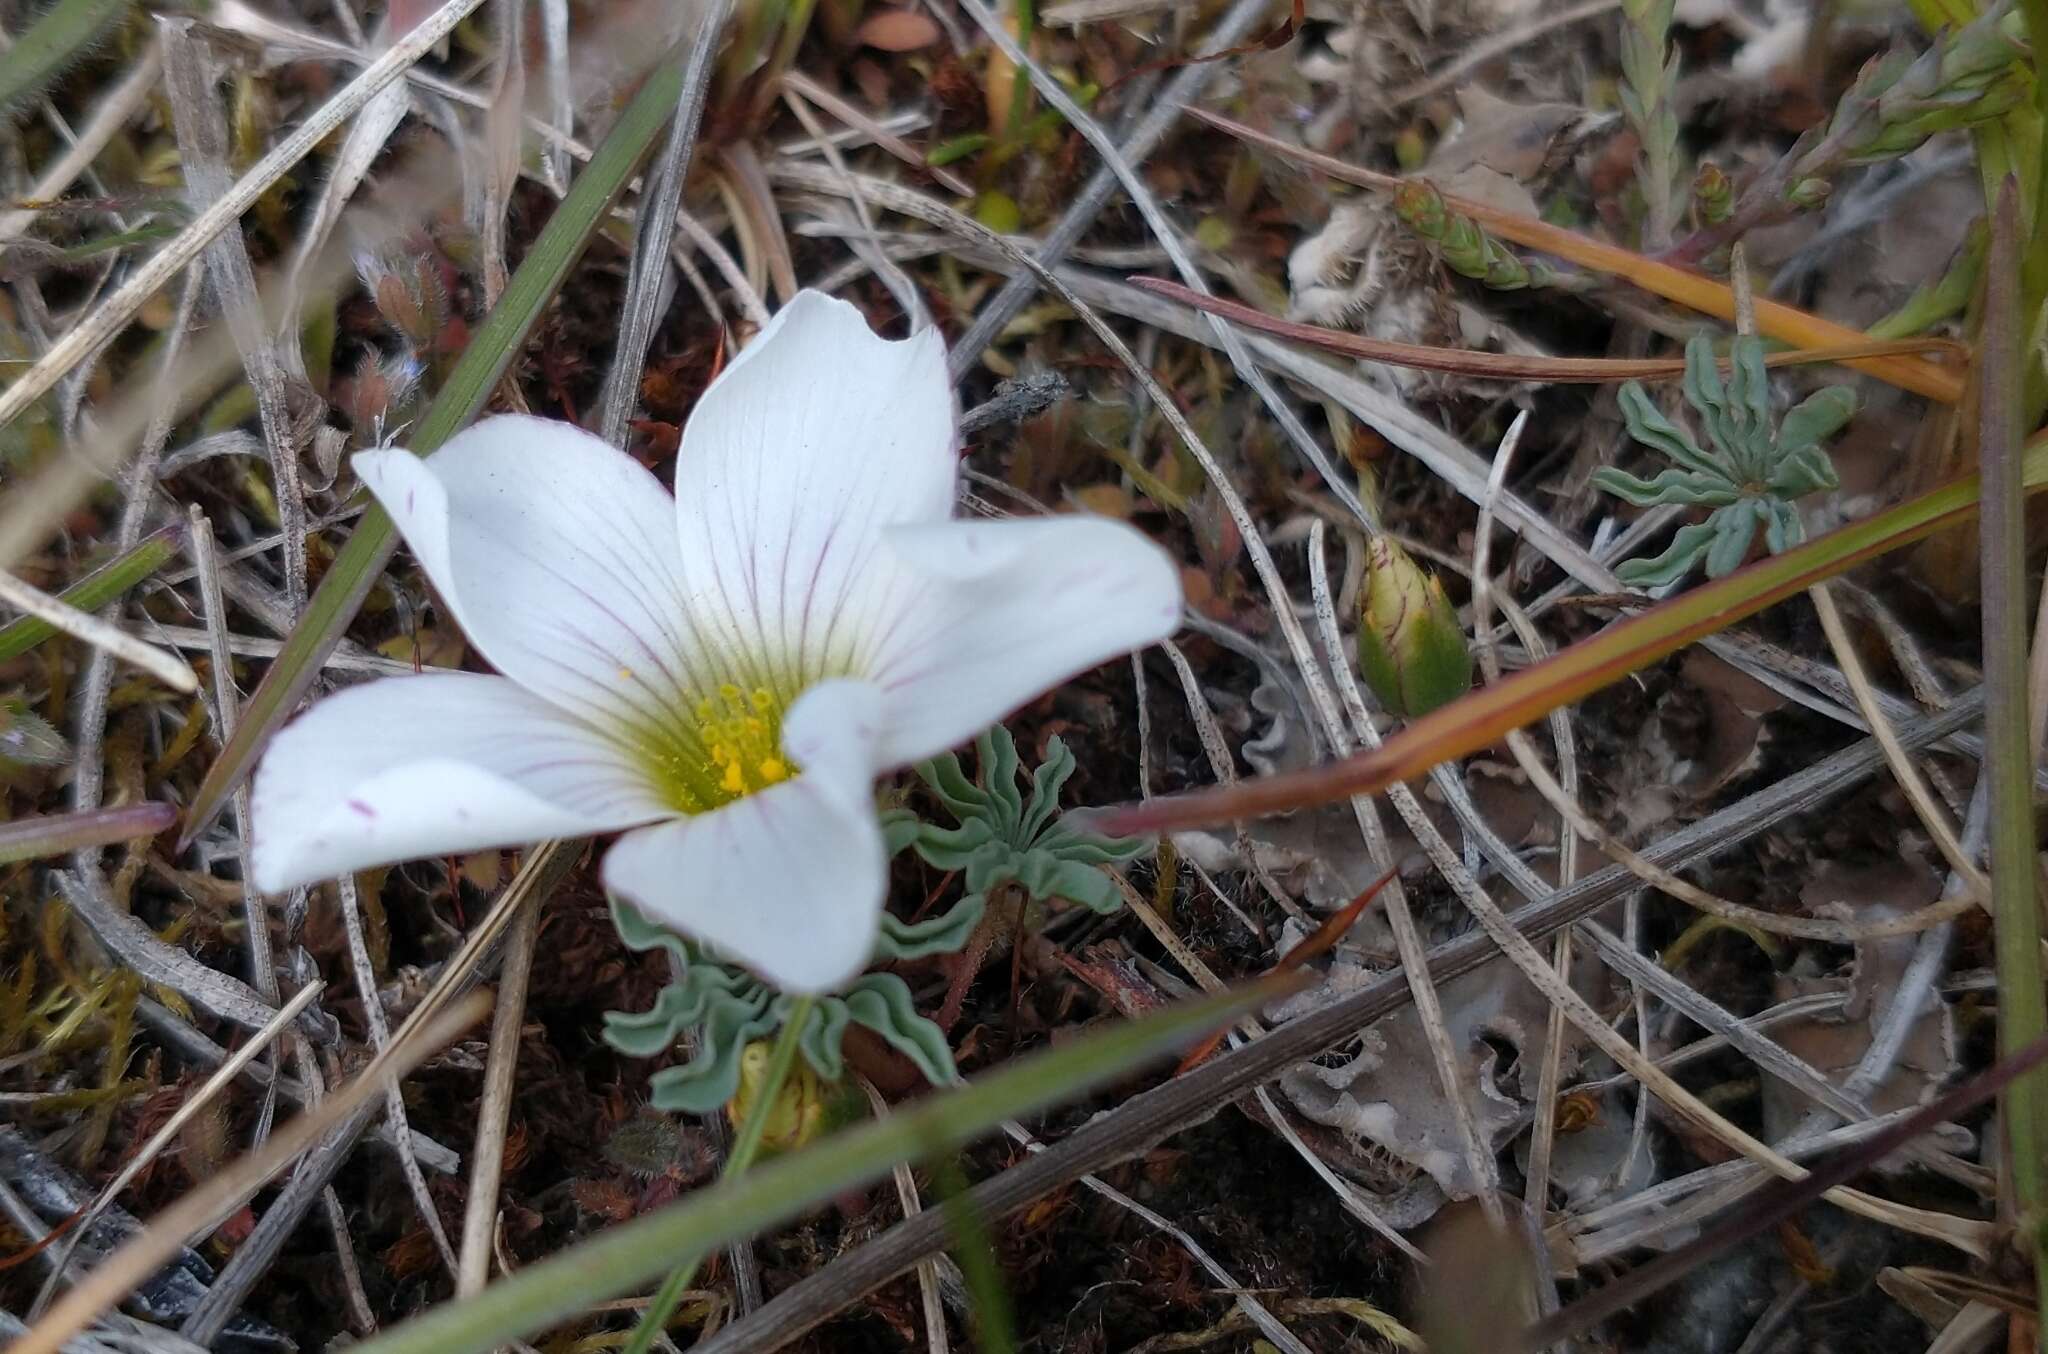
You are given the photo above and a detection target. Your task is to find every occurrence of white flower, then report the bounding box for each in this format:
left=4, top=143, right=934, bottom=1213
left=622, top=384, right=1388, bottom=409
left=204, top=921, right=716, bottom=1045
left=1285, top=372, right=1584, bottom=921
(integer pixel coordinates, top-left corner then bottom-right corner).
left=249, top=291, right=1182, bottom=993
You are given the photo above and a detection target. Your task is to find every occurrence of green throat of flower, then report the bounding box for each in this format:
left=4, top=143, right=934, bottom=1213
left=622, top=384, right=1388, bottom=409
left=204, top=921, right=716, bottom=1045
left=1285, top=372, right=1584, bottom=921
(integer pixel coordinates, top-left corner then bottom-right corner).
left=635, top=682, right=797, bottom=813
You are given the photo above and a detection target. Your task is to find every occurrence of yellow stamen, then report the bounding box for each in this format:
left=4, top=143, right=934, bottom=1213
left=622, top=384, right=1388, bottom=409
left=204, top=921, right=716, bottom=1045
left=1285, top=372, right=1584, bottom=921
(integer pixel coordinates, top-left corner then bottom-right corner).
left=632, top=681, right=801, bottom=813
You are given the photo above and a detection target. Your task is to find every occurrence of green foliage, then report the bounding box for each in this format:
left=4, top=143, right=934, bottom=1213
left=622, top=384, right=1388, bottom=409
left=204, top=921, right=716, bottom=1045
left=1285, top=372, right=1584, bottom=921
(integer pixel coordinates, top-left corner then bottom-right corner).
left=1394, top=183, right=1558, bottom=291
left=1595, top=335, right=1854, bottom=588
left=0, top=526, right=180, bottom=662
left=889, top=724, right=1148, bottom=918
left=602, top=897, right=959, bottom=1113
left=0, top=0, right=130, bottom=115
left=1618, top=0, right=1680, bottom=242
left=1826, top=5, right=2028, bottom=165
left=600, top=725, right=1139, bottom=1115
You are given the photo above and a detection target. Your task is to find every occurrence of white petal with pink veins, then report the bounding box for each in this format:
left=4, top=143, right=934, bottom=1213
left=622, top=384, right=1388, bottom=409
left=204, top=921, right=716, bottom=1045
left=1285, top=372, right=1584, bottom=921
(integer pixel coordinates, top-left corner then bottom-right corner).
left=865, top=515, right=1183, bottom=766
left=250, top=672, right=667, bottom=893
left=601, top=680, right=889, bottom=993
left=356, top=416, right=717, bottom=740
left=671, top=291, right=956, bottom=688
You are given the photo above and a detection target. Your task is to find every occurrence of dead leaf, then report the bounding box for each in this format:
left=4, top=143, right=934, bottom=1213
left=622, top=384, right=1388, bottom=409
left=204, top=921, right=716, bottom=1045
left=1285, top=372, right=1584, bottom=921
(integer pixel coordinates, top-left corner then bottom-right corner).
left=1271, top=945, right=1579, bottom=1204
left=855, top=6, right=942, bottom=52
left=1761, top=858, right=1965, bottom=1163
left=1424, top=86, right=1593, bottom=185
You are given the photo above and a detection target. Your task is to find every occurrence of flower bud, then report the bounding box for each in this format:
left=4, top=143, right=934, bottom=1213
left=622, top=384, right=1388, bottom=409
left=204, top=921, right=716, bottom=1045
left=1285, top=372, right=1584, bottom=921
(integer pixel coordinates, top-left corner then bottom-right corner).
left=1355, top=536, right=1472, bottom=718
left=1786, top=178, right=1832, bottom=212
left=1392, top=182, right=1450, bottom=240
left=1691, top=161, right=1733, bottom=225
left=726, top=1040, right=862, bottom=1156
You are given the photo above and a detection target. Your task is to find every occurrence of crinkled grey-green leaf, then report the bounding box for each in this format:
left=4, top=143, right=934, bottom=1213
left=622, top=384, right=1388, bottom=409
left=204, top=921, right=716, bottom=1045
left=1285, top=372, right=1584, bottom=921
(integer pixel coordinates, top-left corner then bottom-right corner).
left=1763, top=499, right=1804, bottom=554
left=910, top=820, right=1000, bottom=873
left=1767, top=443, right=1840, bottom=498
left=841, top=972, right=957, bottom=1086
left=876, top=894, right=987, bottom=959
left=1615, top=520, right=1724, bottom=589
left=1590, top=465, right=1738, bottom=508
left=1682, top=336, right=1736, bottom=455
left=1618, top=381, right=1721, bottom=477
left=1727, top=334, right=1772, bottom=454
left=1702, top=502, right=1760, bottom=578
left=1602, top=333, right=1850, bottom=588
left=904, top=725, right=1143, bottom=915
left=1776, top=386, right=1857, bottom=456
left=603, top=897, right=960, bottom=1112
left=881, top=806, right=924, bottom=855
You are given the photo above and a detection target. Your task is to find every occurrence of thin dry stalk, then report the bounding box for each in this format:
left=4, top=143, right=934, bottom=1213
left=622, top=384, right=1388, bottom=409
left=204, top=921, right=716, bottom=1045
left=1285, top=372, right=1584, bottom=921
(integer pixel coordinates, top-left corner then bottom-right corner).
left=1470, top=417, right=1580, bottom=1222
left=0, top=0, right=489, bottom=431
left=596, top=0, right=731, bottom=446
left=26, top=982, right=325, bottom=1318
left=1001, top=1118, right=1318, bottom=1354
left=1113, top=878, right=1429, bottom=1263
left=1386, top=0, right=1621, bottom=104
left=1157, top=639, right=1310, bottom=927
left=958, top=0, right=1379, bottom=531
left=0, top=567, right=196, bottom=692
left=779, top=70, right=972, bottom=195
left=0, top=42, right=161, bottom=243
left=1302, top=524, right=1992, bottom=1257
left=457, top=899, right=541, bottom=1296
left=479, top=0, right=525, bottom=311
left=853, top=1078, right=949, bottom=1354
left=945, top=0, right=1276, bottom=376
left=337, top=872, right=459, bottom=1276
left=15, top=993, right=493, bottom=1354
left=69, top=265, right=204, bottom=833
left=1808, top=583, right=1986, bottom=891
left=779, top=95, right=926, bottom=325
left=186, top=504, right=289, bottom=1152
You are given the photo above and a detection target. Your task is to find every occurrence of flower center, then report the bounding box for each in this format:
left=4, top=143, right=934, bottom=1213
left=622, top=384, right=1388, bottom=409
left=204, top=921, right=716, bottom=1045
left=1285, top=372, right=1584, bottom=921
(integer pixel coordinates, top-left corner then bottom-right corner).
left=635, top=683, right=797, bottom=813
left=698, top=684, right=793, bottom=797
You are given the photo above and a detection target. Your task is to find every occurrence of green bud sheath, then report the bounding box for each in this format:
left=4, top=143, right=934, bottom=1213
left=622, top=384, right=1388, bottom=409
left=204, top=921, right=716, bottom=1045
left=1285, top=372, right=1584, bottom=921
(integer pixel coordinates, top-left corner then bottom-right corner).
left=1356, top=537, right=1474, bottom=718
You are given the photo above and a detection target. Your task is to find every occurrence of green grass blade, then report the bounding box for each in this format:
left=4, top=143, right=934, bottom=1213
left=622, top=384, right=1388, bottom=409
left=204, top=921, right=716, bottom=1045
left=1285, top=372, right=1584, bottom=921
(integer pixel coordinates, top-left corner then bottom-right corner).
left=1977, top=182, right=2048, bottom=1322
left=0, top=0, right=129, bottom=113
left=179, top=42, right=698, bottom=847
left=0, top=524, right=180, bottom=661
left=931, top=1150, right=1019, bottom=1354
left=1098, top=434, right=2048, bottom=835
left=346, top=978, right=1289, bottom=1354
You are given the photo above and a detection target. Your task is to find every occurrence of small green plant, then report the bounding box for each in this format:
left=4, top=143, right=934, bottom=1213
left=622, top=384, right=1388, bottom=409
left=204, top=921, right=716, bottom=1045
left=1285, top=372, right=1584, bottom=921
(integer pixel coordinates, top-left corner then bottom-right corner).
left=1594, top=335, right=1855, bottom=589
left=1822, top=4, right=2027, bottom=167
left=1618, top=0, right=1680, bottom=246
left=887, top=724, right=1147, bottom=920
left=1394, top=183, right=1561, bottom=291
left=604, top=725, right=1145, bottom=1111
left=601, top=895, right=966, bottom=1113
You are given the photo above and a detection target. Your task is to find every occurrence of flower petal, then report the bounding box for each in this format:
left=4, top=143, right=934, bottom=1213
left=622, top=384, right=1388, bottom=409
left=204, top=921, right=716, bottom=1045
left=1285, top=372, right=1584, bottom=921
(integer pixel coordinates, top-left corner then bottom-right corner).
left=867, top=516, right=1183, bottom=766
left=600, top=679, right=888, bottom=994
left=672, top=290, right=955, bottom=689
left=356, top=415, right=714, bottom=740
left=250, top=673, right=666, bottom=893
